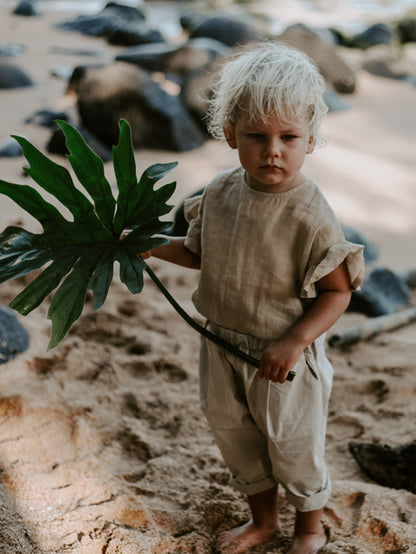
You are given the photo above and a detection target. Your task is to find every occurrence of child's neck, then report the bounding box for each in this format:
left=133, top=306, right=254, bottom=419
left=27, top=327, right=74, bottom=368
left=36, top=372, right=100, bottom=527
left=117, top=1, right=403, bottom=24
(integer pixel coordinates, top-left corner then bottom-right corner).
left=244, top=170, right=308, bottom=194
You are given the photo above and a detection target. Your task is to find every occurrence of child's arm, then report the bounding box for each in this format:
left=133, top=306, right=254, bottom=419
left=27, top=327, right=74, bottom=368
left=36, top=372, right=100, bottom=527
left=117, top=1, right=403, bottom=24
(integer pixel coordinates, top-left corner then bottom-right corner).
left=142, top=236, right=201, bottom=269
left=258, top=260, right=352, bottom=383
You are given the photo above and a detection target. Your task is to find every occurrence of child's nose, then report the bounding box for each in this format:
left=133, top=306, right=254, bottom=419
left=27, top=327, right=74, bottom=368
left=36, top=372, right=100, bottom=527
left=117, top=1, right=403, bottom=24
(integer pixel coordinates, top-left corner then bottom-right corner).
left=264, top=137, right=281, bottom=158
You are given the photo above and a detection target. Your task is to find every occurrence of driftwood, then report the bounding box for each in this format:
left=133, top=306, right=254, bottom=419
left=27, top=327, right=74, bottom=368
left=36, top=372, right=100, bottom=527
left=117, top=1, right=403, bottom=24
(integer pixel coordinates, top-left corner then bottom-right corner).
left=328, top=306, right=416, bottom=347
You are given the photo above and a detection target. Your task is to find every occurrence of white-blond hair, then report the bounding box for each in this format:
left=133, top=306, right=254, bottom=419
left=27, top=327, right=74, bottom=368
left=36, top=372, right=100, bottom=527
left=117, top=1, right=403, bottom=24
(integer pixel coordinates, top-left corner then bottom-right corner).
left=207, top=42, right=328, bottom=145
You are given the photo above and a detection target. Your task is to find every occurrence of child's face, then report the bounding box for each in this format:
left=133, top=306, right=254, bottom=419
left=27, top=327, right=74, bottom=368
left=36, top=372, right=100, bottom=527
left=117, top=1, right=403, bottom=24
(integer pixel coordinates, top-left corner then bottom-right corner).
left=224, top=113, right=314, bottom=194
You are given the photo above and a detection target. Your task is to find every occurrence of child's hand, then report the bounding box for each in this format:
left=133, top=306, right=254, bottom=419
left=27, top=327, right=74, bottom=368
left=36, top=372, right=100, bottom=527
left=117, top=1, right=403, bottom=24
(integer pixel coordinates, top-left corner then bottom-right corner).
left=258, top=336, right=304, bottom=383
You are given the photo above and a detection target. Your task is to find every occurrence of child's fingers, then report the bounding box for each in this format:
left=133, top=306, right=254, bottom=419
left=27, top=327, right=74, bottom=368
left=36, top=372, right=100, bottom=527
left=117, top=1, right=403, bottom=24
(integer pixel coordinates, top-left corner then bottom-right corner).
left=269, top=367, right=285, bottom=383
left=259, top=361, right=290, bottom=383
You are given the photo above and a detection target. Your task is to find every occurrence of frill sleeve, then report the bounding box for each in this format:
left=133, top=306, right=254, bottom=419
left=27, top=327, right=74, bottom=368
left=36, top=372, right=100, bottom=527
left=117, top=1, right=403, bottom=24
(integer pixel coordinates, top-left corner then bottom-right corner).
left=183, top=194, right=203, bottom=256
left=301, top=240, right=365, bottom=299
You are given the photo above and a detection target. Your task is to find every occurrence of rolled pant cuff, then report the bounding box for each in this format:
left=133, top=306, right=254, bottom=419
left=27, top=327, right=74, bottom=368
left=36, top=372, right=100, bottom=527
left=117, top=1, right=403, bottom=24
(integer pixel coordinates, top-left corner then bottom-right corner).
left=285, top=484, right=331, bottom=512
left=230, top=475, right=277, bottom=496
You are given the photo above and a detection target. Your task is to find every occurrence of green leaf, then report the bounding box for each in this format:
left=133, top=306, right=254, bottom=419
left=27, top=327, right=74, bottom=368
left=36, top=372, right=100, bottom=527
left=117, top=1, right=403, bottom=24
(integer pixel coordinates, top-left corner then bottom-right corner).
left=11, top=134, right=100, bottom=232
left=47, top=248, right=101, bottom=349
left=56, top=120, right=116, bottom=235
left=0, top=119, right=177, bottom=347
left=88, top=245, right=117, bottom=311
left=10, top=250, right=79, bottom=314
left=112, top=119, right=137, bottom=235
left=114, top=161, right=178, bottom=233
left=0, top=227, right=53, bottom=282
left=116, top=249, right=146, bottom=294
left=0, top=181, right=67, bottom=232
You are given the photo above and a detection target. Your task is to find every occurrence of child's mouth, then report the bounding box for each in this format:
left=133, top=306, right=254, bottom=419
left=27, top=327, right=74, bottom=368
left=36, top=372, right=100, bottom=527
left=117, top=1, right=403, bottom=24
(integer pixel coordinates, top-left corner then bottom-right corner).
left=261, top=165, right=281, bottom=171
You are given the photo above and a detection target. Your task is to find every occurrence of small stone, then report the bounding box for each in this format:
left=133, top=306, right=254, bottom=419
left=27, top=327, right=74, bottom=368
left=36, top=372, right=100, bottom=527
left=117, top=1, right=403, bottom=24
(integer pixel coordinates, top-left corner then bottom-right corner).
left=348, top=267, right=410, bottom=317
left=0, top=306, right=29, bottom=364
left=349, top=440, right=416, bottom=493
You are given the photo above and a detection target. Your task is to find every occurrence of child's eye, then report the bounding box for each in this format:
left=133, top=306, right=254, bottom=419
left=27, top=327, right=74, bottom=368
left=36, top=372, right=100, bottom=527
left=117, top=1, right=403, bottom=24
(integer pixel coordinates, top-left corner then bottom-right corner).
left=247, top=133, right=264, bottom=139
left=282, top=134, right=297, bottom=141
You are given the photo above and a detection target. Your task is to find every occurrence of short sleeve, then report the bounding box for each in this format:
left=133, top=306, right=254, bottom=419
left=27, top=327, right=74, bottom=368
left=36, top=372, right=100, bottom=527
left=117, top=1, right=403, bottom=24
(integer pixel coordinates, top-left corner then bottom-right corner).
left=301, top=240, right=365, bottom=298
left=184, top=194, right=204, bottom=256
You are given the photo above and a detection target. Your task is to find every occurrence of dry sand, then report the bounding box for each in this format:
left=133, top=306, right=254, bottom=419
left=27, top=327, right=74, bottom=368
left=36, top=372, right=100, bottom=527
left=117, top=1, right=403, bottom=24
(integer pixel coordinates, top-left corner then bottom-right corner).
left=0, top=3, right=416, bottom=553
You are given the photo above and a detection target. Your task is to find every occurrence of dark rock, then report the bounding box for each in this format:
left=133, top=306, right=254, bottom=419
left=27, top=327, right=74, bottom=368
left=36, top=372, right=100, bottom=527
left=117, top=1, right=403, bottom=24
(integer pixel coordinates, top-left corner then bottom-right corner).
left=278, top=24, right=356, bottom=93
left=348, top=267, right=411, bottom=317
left=0, top=62, right=34, bottom=88
left=164, top=38, right=229, bottom=76
left=46, top=122, right=113, bottom=162
left=346, top=23, right=394, bottom=49
left=341, top=225, right=379, bottom=264
left=0, top=306, right=29, bottom=364
left=25, top=109, right=69, bottom=127
left=179, top=12, right=204, bottom=32
left=107, top=22, right=164, bottom=46
left=400, top=268, right=416, bottom=288
left=183, top=13, right=263, bottom=47
left=0, top=43, right=25, bottom=57
left=116, top=37, right=228, bottom=76
left=0, top=136, right=23, bottom=158
left=116, top=42, right=186, bottom=72
left=361, top=46, right=416, bottom=82
left=180, top=53, right=230, bottom=128
left=56, top=2, right=146, bottom=39
left=66, top=64, right=106, bottom=93
left=13, top=0, right=40, bottom=17
left=349, top=441, right=416, bottom=493
left=397, top=18, right=416, bottom=43
left=74, top=62, right=205, bottom=151
left=328, top=27, right=350, bottom=47
left=362, top=59, right=408, bottom=81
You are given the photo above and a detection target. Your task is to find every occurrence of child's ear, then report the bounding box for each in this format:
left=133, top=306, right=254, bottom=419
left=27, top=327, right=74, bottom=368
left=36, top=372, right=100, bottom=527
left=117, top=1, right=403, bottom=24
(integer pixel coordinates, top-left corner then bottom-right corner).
left=306, top=135, right=315, bottom=154
left=224, top=126, right=237, bottom=149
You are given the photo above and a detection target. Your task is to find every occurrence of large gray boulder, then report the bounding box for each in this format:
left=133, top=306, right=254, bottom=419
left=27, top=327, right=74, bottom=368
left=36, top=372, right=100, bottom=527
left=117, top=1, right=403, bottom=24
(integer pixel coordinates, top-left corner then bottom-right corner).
left=116, top=37, right=229, bottom=76
left=398, top=18, right=416, bottom=43
left=181, top=13, right=263, bottom=47
left=277, top=24, right=356, bottom=93
left=346, top=23, right=395, bottom=49
left=72, top=62, right=205, bottom=151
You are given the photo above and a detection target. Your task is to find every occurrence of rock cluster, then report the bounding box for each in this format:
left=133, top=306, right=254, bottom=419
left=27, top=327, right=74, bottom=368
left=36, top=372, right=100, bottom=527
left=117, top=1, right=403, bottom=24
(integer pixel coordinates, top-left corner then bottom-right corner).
left=2, top=2, right=415, bottom=151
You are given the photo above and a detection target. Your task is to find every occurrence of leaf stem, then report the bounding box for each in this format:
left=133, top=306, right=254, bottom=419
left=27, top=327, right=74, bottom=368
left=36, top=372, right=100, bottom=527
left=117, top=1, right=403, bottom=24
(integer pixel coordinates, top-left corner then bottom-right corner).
left=143, top=260, right=295, bottom=381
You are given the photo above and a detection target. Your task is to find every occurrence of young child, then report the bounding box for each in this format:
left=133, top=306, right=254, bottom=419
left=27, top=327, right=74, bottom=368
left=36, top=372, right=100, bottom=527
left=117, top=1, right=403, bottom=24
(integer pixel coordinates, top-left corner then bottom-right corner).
left=139, top=43, right=364, bottom=554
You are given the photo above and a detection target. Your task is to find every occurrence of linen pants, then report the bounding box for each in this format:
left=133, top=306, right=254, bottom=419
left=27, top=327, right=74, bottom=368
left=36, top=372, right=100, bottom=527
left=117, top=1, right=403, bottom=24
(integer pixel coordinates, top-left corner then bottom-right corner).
left=199, top=323, right=333, bottom=512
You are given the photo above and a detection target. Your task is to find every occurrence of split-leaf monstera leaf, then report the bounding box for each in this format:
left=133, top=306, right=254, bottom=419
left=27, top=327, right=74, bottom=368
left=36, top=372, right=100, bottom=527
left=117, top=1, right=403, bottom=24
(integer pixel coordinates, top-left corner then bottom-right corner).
left=0, top=119, right=177, bottom=349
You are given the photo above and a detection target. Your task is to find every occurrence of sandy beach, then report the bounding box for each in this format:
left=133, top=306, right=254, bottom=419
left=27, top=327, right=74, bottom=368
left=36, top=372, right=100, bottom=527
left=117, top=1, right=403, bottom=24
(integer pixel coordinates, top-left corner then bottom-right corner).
left=0, top=2, right=416, bottom=553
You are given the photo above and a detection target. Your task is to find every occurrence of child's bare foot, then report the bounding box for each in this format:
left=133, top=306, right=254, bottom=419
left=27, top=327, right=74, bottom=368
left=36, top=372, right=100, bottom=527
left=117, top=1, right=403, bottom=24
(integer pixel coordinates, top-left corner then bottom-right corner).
left=217, top=519, right=279, bottom=554
left=288, top=523, right=327, bottom=554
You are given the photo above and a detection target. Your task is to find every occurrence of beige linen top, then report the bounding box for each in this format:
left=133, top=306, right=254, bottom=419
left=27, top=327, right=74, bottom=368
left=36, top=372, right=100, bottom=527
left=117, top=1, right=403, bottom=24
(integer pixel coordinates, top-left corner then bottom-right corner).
left=184, top=166, right=365, bottom=340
